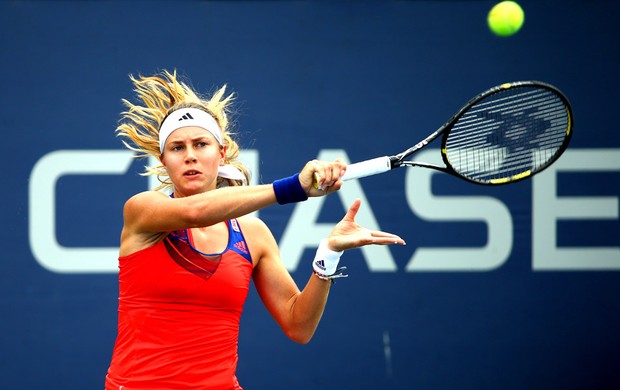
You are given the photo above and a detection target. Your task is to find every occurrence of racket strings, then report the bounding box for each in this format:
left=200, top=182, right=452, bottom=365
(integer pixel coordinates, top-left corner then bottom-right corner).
left=444, top=87, right=570, bottom=183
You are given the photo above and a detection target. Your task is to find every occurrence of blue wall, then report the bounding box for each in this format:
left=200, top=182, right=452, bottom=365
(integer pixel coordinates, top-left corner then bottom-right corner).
left=1, top=1, right=619, bottom=389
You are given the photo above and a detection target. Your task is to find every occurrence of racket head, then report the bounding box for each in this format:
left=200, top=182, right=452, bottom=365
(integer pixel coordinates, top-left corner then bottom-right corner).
left=440, top=81, right=573, bottom=185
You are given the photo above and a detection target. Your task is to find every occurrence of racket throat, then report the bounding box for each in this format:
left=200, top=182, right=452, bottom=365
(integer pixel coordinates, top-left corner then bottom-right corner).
left=389, top=156, right=402, bottom=169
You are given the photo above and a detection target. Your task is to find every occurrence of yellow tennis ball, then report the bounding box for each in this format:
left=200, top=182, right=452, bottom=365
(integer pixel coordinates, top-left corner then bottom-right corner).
left=488, top=1, right=525, bottom=37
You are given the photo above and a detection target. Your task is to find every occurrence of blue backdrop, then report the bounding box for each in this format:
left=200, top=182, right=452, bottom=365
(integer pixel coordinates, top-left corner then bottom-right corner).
left=2, top=1, right=619, bottom=389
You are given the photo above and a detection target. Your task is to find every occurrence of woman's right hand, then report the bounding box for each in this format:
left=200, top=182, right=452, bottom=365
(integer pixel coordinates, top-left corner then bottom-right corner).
left=299, top=158, right=347, bottom=197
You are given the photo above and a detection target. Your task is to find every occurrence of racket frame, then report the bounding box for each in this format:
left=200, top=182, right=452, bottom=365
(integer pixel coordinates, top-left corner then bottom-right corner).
left=391, top=81, right=573, bottom=185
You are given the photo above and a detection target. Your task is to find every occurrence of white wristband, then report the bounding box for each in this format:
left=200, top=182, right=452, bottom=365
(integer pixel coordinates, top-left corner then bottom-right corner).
left=312, top=239, right=343, bottom=276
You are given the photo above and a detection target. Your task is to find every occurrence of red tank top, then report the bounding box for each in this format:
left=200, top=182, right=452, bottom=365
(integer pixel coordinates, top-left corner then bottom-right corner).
left=106, top=219, right=253, bottom=389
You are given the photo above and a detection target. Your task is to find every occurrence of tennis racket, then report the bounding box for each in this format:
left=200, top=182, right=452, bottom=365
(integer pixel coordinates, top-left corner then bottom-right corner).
left=315, top=80, right=573, bottom=187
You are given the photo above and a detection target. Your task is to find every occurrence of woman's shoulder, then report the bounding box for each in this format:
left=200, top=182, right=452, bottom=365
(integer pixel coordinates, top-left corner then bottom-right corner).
left=236, top=214, right=271, bottom=234
left=235, top=215, right=277, bottom=267
left=236, top=215, right=277, bottom=248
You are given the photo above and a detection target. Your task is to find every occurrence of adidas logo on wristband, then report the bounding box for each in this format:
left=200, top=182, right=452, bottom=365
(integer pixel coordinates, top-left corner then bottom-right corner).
left=314, top=259, right=326, bottom=271
left=312, top=239, right=343, bottom=276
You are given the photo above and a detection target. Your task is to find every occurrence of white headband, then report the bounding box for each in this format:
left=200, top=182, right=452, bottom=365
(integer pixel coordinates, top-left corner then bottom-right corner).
left=159, top=107, right=223, bottom=153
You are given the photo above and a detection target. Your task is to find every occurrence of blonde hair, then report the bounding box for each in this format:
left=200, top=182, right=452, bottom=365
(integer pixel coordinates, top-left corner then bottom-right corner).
left=116, top=70, right=250, bottom=191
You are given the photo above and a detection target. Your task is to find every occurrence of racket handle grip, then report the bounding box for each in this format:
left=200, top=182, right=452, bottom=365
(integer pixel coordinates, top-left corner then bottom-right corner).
left=312, top=156, right=392, bottom=190
left=341, top=156, right=392, bottom=181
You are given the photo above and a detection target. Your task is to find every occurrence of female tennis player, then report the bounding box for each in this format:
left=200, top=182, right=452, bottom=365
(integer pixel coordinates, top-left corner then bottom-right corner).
left=105, top=70, right=405, bottom=389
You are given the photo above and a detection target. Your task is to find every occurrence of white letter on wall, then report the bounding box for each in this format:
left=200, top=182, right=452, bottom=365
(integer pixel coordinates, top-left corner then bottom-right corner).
left=405, top=150, right=513, bottom=271
left=29, top=150, right=134, bottom=273
left=533, top=149, right=620, bottom=270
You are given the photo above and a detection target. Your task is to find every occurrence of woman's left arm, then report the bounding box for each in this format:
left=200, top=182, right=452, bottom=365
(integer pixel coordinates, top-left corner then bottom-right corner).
left=248, top=199, right=405, bottom=344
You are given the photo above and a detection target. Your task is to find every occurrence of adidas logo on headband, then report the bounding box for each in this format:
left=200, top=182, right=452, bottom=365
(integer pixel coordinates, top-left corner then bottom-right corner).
left=178, top=112, right=194, bottom=121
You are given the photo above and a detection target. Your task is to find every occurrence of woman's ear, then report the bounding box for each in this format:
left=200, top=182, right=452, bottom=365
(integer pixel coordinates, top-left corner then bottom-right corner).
left=219, top=145, right=227, bottom=166
left=159, top=155, right=166, bottom=167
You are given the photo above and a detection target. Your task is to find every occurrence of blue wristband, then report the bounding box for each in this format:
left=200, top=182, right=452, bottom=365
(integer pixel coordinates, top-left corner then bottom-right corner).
left=273, top=173, right=308, bottom=204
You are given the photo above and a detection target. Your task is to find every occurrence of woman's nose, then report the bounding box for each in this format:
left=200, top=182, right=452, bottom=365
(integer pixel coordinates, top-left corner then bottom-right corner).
left=185, top=150, right=197, bottom=162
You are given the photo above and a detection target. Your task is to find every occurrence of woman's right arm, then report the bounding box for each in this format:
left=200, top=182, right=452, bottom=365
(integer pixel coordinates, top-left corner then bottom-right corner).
left=119, top=185, right=279, bottom=256
left=124, top=158, right=347, bottom=234
left=124, top=185, right=277, bottom=233
left=120, top=158, right=346, bottom=255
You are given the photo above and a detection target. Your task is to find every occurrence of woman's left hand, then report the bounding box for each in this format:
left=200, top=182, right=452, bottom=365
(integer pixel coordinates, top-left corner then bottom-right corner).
left=326, top=199, right=406, bottom=252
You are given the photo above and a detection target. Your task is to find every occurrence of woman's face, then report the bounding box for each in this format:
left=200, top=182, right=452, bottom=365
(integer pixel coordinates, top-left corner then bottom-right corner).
left=160, top=126, right=225, bottom=197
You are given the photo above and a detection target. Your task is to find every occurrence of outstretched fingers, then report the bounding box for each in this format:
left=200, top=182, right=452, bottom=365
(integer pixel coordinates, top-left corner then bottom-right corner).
left=368, top=230, right=406, bottom=246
